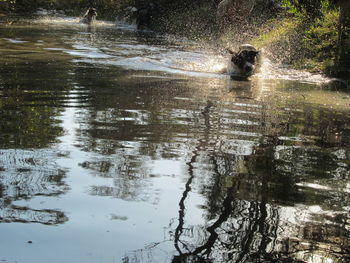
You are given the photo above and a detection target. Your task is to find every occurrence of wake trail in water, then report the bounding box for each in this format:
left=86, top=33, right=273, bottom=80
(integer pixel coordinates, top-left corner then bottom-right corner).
left=27, top=16, right=334, bottom=83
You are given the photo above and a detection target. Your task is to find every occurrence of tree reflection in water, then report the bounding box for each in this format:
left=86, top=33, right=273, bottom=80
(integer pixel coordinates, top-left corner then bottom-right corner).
left=0, top=37, right=76, bottom=226
left=0, top=149, right=69, bottom=225
left=62, top=60, right=350, bottom=262
left=170, top=148, right=349, bottom=262
left=120, top=94, right=350, bottom=263
left=170, top=134, right=278, bottom=262
left=1, top=20, right=349, bottom=262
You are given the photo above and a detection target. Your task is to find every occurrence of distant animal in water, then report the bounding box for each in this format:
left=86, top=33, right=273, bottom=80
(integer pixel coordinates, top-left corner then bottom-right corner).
left=81, top=7, right=97, bottom=25
left=227, top=44, right=260, bottom=80
left=121, top=3, right=158, bottom=29
left=136, top=3, right=157, bottom=29
left=121, top=6, right=139, bottom=25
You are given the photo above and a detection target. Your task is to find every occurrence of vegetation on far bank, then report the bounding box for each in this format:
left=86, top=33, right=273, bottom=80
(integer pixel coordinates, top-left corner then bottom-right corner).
left=0, top=0, right=349, bottom=80
left=252, top=8, right=340, bottom=75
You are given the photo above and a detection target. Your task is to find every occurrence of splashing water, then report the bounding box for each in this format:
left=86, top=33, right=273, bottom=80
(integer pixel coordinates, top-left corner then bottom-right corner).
left=256, top=55, right=332, bottom=84
left=25, top=16, right=334, bottom=84
left=32, top=16, right=116, bottom=28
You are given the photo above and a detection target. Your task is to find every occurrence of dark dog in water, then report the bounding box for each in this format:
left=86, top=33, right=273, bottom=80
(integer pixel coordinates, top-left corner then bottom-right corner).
left=82, top=7, right=97, bottom=25
left=227, top=44, right=260, bottom=80
left=121, top=3, right=158, bottom=29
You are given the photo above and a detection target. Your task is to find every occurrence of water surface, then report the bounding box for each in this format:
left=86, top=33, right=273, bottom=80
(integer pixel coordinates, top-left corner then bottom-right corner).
left=0, top=16, right=349, bottom=263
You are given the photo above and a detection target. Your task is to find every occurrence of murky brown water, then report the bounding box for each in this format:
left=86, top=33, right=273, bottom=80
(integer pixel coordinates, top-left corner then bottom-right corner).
left=0, top=16, right=349, bottom=263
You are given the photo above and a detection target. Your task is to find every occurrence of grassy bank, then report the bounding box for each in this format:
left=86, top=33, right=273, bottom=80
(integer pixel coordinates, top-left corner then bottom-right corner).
left=251, top=10, right=340, bottom=76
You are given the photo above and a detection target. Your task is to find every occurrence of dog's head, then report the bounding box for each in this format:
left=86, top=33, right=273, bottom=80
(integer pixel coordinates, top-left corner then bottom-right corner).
left=228, top=44, right=260, bottom=80
left=82, top=7, right=97, bottom=25
left=87, top=8, right=97, bottom=17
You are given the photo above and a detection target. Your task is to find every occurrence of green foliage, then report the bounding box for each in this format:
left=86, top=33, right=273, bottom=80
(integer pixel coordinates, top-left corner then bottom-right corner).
left=252, top=4, right=340, bottom=74
left=281, top=0, right=304, bottom=17
left=298, top=9, right=339, bottom=72
left=252, top=18, right=298, bottom=48
left=281, top=0, right=331, bottom=18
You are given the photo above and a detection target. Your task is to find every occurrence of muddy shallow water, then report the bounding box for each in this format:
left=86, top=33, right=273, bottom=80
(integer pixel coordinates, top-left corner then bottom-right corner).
left=0, top=16, right=349, bottom=263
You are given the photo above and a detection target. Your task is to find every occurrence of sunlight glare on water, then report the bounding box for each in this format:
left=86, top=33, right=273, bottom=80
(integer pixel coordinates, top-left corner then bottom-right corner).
left=28, top=16, right=335, bottom=85
left=33, top=16, right=116, bottom=28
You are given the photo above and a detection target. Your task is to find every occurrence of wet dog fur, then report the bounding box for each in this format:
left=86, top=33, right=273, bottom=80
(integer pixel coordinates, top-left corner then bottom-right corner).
left=82, top=7, right=97, bottom=25
left=227, top=44, right=260, bottom=80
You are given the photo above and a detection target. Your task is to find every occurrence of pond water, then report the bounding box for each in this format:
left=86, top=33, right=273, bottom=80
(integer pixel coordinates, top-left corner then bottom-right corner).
left=0, top=16, right=349, bottom=263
